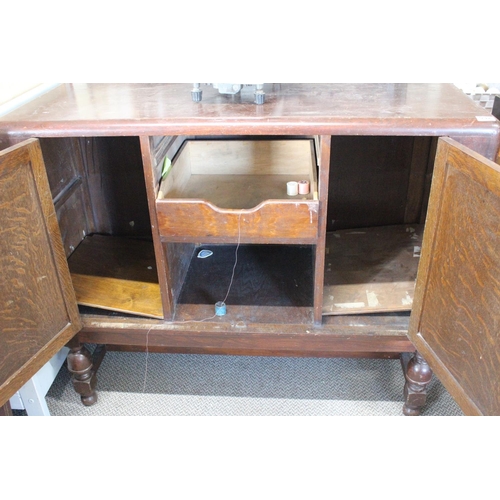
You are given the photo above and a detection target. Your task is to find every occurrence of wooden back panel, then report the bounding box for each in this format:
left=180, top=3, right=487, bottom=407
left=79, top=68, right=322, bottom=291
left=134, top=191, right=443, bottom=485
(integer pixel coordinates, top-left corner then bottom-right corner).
left=186, top=139, right=315, bottom=175
left=40, top=138, right=94, bottom=257
left=408, top=137, right=500, bottom=415
left=328, top=136, right=423, bottom=230
left=81, top=137, right=152, bottom=238
left=0, top=139, right=81, bottom=406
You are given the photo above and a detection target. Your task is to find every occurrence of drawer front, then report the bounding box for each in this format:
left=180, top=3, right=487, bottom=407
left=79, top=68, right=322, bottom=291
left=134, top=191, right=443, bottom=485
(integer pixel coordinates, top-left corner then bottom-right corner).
left=156, top=199, right=319, bottom=243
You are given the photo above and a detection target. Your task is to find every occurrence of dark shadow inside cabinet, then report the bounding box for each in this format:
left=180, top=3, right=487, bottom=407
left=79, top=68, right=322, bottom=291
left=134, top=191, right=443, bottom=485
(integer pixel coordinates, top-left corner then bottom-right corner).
left=40, top=136, right=162, bottom=319
left=323, top=136, right=436, bottom=317
left=327, top=136, right=434, bottom=231
left=177, top=244, right=315, bottom=307
left=167, top=241, right=316, bottom=324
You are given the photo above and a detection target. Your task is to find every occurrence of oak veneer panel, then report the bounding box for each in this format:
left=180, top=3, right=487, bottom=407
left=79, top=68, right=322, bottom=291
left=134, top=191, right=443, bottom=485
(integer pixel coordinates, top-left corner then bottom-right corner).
left=408, top=138, right=500, bottom=416
left=0, top=139, right=81, bottom=407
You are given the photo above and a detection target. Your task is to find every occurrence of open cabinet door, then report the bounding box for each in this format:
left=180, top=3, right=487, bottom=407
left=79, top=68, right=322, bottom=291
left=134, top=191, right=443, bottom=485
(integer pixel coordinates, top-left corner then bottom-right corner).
left=408, top=137, right=500, bottom=416
left=0, top=139, right=81, bottom=407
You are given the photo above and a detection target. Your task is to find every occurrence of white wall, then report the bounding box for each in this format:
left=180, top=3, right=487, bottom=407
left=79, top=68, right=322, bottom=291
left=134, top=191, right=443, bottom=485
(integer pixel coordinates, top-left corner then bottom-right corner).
left=0, top=83, right=42, bottom=105
left=0, top=83, right=61, bottom=118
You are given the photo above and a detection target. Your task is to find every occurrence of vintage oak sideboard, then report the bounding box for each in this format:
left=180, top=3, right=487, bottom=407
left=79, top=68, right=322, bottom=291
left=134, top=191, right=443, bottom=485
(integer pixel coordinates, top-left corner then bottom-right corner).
left=1, top=83, right=499, bottom=416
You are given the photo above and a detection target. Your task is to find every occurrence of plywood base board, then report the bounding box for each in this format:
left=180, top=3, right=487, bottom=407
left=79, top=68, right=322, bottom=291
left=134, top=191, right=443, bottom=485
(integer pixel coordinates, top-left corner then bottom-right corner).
left=71, top=274, right=163, bottom=319
left=323, top=224, right=423, bottom=315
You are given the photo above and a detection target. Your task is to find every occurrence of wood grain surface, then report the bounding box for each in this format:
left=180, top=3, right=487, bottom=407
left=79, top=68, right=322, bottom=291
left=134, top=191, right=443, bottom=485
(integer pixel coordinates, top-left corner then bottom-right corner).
left=67, top=234, right=162, bottom=318
left=0, top=139, right=81, bottom=406
left=156, top=199, right=319, bottom=243
left=71, top=274, right=163, bottom=319
left=67, top=234, right=158, bottom=282
left=2, top=85, right=499, bottom=379
left=1, top=84, right=498, bottom=151
left=77, top=312, right=414, bottom=356
left=408, top=138, right=500, bottom=415
left=323, top=225, right=423, bottom=315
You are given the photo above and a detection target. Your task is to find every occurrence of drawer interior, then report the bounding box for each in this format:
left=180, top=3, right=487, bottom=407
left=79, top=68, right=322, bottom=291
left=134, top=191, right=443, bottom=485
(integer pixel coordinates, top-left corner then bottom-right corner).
left=158, top=139, right=318, bottom=209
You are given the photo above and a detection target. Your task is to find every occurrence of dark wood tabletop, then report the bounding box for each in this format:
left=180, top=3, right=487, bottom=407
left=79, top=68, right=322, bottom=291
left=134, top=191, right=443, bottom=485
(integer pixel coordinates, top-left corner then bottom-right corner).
left=0, top=83, right=498, bottom=139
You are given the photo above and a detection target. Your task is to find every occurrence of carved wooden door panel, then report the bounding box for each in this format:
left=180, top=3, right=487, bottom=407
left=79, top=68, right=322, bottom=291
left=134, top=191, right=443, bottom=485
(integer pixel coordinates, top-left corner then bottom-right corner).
left=408, top=137, right=500, bottom=415
left=0, top=139, right=81, bottom=407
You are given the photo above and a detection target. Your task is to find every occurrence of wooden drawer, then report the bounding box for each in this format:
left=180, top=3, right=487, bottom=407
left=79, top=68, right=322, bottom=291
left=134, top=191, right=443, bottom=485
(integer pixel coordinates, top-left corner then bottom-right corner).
left=156, top=139, right=319, bottom=243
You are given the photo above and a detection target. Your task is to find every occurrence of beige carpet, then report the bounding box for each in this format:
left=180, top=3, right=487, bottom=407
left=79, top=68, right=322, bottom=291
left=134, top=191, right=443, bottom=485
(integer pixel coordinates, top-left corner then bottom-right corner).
left=43, top=348, right=463, bottom=416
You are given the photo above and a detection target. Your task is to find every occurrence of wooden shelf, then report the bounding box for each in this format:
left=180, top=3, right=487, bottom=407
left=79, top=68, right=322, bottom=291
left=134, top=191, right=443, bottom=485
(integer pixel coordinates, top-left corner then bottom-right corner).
left=323, top=224, right=423, bottom=315
left=67, top=234, right=163, bottom=319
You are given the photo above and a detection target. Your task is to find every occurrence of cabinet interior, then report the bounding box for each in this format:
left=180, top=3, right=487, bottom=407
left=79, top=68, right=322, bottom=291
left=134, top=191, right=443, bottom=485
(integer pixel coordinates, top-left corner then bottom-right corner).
left=43, top=134, right=436, bottom=324
left=323, top=224, right=423, bottom=315
left=40, top=136, right=162, bottom=319
left=322, top=135, right=435, bottom=316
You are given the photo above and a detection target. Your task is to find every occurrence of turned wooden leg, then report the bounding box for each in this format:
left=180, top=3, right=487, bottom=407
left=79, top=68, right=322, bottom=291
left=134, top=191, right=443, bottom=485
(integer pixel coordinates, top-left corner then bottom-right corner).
left=401, top=351, right=432, bottom=416
left=67, top=344, right=98, bottom=406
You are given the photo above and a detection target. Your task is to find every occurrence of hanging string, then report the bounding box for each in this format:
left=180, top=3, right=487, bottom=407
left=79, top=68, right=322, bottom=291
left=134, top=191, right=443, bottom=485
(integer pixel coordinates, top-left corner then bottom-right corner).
left=142, top=325, right=153, bottom=396
left=142, top=213, right=242, bottom=400
left=179, top=211, right=242, bottom=324
left=222, top=212, right=241, bottom=304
